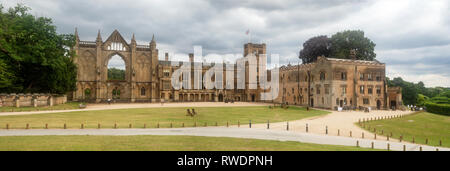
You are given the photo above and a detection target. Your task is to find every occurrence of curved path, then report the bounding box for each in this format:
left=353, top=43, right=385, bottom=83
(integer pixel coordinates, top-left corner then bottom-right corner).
left=0, top=127, right=447, bottom=151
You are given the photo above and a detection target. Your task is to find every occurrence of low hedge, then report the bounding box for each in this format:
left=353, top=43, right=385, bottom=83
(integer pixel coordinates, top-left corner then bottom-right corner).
left=425, top=102, right=450, bottom=116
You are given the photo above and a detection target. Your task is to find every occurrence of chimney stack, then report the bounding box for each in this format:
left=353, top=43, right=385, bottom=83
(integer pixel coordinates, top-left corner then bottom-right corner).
left=165, top=53, right=169, bottom=61
left=189, top=53, right=194, bottom=63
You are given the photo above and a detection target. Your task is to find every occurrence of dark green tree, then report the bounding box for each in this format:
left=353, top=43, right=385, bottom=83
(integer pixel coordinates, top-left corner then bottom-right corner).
left=299, top=35, right=331, bottom=63
left=330, top=30, right=376, bottom=61
left=0, top=4, right=77, bottom=94
left=108, top=68, right=125, bottom=80
left=299, top=30, right=377, bottom=64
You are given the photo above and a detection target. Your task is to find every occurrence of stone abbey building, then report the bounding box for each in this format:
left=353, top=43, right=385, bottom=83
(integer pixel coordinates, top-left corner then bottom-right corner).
left=72, top=30, right=402, bottom=110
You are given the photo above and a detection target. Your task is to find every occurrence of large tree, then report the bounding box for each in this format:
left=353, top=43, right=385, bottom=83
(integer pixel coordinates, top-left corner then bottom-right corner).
left=0, top=4, right=77, bottom=94
left=299, top=30, right=377, bottom=63
left=330, top=30, right=376, bottom=61
left=298, top=35, right=331, bottom=63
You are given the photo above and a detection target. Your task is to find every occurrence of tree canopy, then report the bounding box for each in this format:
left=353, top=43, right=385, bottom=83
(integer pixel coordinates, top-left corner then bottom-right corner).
left=299, top=30, right=376, bottom=63
left=386, top=77, right=450, bottom=106
left=298, top=35, right=331, bottom=64
left=108, top=68, right=125, bottom=81
left=0, top=4, right=77, bottom=94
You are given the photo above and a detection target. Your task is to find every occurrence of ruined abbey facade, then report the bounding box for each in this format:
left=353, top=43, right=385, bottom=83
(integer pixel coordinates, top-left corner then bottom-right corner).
left=72, top=30, right=402, bottom=110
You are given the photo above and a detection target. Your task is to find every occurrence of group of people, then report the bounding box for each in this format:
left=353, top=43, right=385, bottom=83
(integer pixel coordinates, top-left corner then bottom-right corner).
left=407, top=105, right=423, bottom=111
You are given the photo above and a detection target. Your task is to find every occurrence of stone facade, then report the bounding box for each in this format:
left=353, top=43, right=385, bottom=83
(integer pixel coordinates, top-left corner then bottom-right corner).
left=72, top=29, right=402, bottom=110
left=72, top=29, right=266, bottom=103
left=274, top=56, right=403, bottom=110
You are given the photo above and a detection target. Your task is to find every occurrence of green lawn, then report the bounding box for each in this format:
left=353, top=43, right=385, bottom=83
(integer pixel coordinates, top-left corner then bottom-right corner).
left=0, top=106, right=329, bottom=129
left=0, top=102, right=82, bottom=112
left=358, top=112, right=450, bottom=147
left=0, top=135, right=378, bottom=151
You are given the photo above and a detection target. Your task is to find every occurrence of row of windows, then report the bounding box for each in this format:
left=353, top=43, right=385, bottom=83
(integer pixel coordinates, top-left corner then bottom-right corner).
left=360, top=73, right=382, bottom=81
left=359, top=85, right=382, bottom=95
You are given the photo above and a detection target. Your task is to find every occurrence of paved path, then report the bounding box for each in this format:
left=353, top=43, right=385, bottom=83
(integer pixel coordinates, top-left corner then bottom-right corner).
left=250, top=110, right=415, bottom=142
left=0, top=127, right=447, bottom=151
left=0, top=102, right=267, bottom=116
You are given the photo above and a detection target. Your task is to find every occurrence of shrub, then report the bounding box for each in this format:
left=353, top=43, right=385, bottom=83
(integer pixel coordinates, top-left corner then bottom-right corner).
left=425, top=102, right=450, bottom=116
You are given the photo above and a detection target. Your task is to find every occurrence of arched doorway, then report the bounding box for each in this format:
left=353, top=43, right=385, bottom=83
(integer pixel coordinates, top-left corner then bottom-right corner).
left=377, top=100, right=381, bottom=110
left=251, top=94, right=255, bottom=102
left=218, top=94, right=224, bottom=102
left=84, top=88, right=91, bottom=100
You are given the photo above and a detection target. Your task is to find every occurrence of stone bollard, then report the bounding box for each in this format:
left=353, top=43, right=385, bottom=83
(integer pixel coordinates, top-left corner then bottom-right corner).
left=81, top=123, right=84, bottom=129
left=45, top=123, right=48, bottom=129
left=387, top=143, right=390, bottom=151
left=371, top=142, right=374, bottom=149
left=356, top=140, right=359, bottom=147
left=64, top=123, right=67, bottom=129
left=325, top=126, right=328, bottom=134
left=249, top=120, right=251, bottom=128
left=306, top=124, right=309, bottom=133
left=267, top=120, right=270, bottom=129
left=403, top=145, right=406, bottom=151
left=26, top=123, right=29, bottom=129
left=98, top=123, right=101, bottom=129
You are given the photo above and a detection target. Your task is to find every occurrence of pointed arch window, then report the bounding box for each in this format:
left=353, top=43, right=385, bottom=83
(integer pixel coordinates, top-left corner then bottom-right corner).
left=141, top=87, right=146, bottom=96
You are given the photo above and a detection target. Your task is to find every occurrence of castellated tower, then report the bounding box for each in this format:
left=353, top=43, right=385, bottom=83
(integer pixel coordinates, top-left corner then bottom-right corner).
left=243, top=43, right=267, bottom=102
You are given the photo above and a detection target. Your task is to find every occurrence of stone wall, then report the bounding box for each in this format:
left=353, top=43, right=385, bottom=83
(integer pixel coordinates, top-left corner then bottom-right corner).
left=0, top=94, right=67, bottom=107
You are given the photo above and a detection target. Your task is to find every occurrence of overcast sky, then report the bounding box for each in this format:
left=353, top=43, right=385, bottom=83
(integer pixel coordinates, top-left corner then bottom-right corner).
left=3, top=0, right=450, bottom=87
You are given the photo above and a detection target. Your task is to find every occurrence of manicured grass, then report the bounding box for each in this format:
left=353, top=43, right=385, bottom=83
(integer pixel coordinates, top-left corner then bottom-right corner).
left=0, top=106, right=329, bottom=129
left=358, top=112, right=450, bottom=147
left=0, top=135, right=379, bottom=151
left=0, top=102, right=82, bottom=112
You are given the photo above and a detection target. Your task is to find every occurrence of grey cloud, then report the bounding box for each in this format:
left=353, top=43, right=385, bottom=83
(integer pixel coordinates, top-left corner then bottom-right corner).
left=3, top=0, right=450, bottom=87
